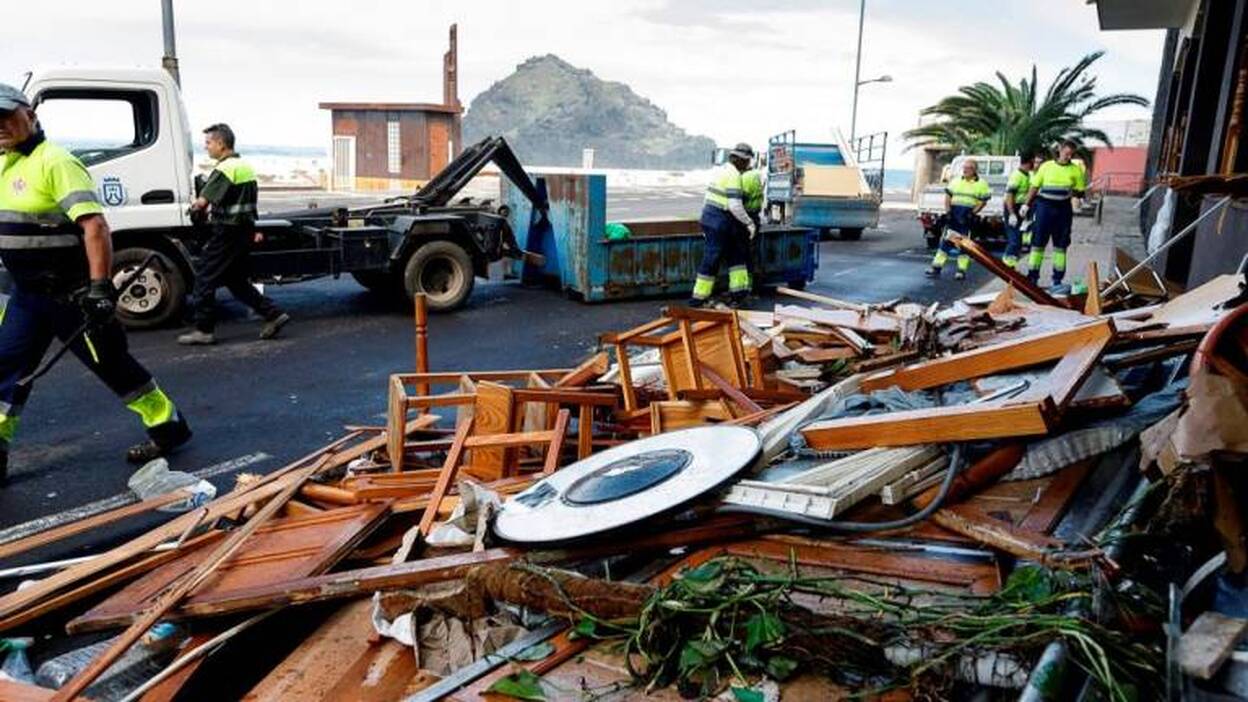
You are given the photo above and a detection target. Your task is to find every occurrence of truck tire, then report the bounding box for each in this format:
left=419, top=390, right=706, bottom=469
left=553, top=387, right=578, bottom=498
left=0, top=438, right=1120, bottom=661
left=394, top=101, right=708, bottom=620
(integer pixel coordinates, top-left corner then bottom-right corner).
left=112, top=247, right=186, bottom=329
left=351, top=270, right=400, bottom=295
left=839, top=228, right=863, bottom=241
left=402, top=240, right=475, bottom=312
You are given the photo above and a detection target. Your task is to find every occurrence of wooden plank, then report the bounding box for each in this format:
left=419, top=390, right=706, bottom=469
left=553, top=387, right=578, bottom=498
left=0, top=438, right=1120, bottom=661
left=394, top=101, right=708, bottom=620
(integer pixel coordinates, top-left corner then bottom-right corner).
left=614, top=343, right=638, bottom=412
left=0, top=489, right=189, bottom=562
left=775, top=304, right=900, bottom=334
left=946, top=232, right=1069, bottom=308
left=801, top=401, right=1053, bottom=451
left=776, top=286, right=868, bottom=312
left=931, top=505, right=1063, bottom=562
left=543, top=409, right=571, bottom=475
left=678, top=318, right=703, bottom=391
left=577, top=404, right=593, bottom=460
left=392, top=369, right=573, bottom=385
left=51, top=455, right=333, bottom=701
left=650, top=400, right=732, bottom=433
left=470, top=382, right=514, bottom=477
left=724, top=535, right=1001, bottom=594
left=69, top=503, right=390, bottom=632
left=1179, top=612, right=1248, bottom=679
left=510, top=389, right=617, bottom=406
left=0, top=680, right=62, bottom=702
left=1018, top=461, right=1093, bottom=534
left=138, top=632, right=214, bottom=702
left=859, top=320, right=1114, bottom=393
left=1042, top=335, right=1113, bottom=413
left=797, top=346, right=858, bottom=363
left=418, top=418, right=474, bottom=536
left=463, top=430, right=557, bottom=450
left=387, top=375, right=408, bottom=470
left=554, top=351, right=610, bottom=388
left=322, top=638, right=421, bottom=702
left=1084, top=262, right=1102, bottom=316
left=698, top=361, right=763, bottom=415
left=243, top=599, right=377, bottom=701
left=599, top=316, right=673, bottom=345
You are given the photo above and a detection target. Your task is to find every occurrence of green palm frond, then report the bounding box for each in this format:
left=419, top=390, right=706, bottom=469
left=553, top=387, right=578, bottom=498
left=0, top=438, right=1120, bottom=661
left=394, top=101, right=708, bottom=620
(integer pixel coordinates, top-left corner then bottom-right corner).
left=902, top=51, right=1148, bottom=155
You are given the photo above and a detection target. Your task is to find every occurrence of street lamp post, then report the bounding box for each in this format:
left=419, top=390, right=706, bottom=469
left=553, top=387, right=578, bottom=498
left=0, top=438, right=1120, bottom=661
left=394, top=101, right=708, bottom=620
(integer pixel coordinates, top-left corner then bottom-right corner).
left=849, top=0, right=891, bottom=142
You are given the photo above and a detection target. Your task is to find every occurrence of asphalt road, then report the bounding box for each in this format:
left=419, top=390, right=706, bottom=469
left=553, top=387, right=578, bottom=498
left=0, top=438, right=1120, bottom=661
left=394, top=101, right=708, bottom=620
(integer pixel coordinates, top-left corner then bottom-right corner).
left=0, top=199, right=992, bottom=562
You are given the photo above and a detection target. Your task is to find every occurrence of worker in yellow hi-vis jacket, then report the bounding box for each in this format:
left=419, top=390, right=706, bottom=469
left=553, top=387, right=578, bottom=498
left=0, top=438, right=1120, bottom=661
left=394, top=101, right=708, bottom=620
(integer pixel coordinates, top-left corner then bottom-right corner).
left=691, top=143, right=755, bottom=307
left=0, top=83, right=191, bottom=482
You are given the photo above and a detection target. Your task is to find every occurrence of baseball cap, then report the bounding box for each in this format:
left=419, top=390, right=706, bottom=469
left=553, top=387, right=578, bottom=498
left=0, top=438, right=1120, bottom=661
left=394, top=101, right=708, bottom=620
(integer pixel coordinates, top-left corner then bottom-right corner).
left=0, top=84, right=31, bottom=112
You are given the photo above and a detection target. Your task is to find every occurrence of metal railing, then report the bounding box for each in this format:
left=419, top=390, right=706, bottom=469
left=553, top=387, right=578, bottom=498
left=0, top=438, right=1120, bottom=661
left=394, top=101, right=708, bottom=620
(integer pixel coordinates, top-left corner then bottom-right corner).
left=852, top=131, right=888, bottom=198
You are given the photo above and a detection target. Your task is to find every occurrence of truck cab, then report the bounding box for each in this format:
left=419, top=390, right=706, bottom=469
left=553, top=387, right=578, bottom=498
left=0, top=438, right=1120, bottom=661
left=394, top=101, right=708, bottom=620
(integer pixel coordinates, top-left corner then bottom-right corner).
left=19, top=67, right=546, bottom=328
left=916, top=154, right=1020, bottom=249
left=26, top=67, right=197, bottom=326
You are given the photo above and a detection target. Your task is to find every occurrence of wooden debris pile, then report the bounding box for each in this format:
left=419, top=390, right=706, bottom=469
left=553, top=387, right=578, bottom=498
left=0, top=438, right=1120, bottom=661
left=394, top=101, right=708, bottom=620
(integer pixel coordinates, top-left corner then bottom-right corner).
left=0, top=270, right=1242, bottom=701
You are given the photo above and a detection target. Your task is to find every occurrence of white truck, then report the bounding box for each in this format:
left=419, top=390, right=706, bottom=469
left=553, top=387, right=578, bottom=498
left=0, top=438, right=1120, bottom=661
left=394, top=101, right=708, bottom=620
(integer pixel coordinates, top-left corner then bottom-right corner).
left=18, top=67, right=547, bottom=327
left=915, top=154, right=1019, bottom=249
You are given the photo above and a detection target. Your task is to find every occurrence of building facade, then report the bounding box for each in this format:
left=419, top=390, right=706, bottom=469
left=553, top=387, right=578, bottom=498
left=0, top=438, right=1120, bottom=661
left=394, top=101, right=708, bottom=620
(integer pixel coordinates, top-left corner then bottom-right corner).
left=1097, top=0, right=1248, bottom=287
left=320, top=25, right=463, bottom=192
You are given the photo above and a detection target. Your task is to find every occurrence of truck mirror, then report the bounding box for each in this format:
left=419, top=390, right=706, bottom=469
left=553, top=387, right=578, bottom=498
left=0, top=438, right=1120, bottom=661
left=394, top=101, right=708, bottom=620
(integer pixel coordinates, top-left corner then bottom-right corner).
left=711, top=148, right=728, bottom=167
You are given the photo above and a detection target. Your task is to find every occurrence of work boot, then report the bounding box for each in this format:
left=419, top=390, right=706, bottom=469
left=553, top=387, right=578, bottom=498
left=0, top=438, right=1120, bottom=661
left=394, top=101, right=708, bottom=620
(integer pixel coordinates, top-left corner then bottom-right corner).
left=259, top=312, right=291, bottom=340
left=924, top=266, right=940, bottom=278
left=126, top=413, right=193, bottom=464
left=954, top=271, right=966, bottom=281
left=177, top=329, right=216, bottom=346
left=1026, top=270, right=1041, bottom=285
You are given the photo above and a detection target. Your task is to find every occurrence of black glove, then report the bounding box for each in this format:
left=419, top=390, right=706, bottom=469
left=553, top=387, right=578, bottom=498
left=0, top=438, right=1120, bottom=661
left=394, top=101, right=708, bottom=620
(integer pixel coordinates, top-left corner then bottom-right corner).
left=81, top=279, right=117, bottom=323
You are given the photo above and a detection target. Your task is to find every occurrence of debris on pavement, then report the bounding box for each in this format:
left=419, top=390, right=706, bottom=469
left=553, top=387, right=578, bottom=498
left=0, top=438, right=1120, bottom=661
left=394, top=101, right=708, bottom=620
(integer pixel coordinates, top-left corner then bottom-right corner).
left=0, top=264, right=1244, bottom=701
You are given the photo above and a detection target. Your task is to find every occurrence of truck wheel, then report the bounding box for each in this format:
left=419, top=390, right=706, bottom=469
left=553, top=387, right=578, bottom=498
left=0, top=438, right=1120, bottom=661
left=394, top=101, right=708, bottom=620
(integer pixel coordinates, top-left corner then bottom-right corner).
left=403, top=241, right=475, bottom=312
left=351, top=270, right=400, bottom=295
left=839, top=228, right=863, bottom=241
left=112, top=248, right=186, bottom=329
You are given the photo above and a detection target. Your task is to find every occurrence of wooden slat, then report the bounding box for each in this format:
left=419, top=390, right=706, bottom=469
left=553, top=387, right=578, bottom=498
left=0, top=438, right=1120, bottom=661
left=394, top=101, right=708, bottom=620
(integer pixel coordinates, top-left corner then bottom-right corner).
left=554, top=351, right=610, bottom=388
left=699, top=361, right=763, bottom=415
left=463, top=429, right=556, bottom=449
left=0, top=489, right=189, bottom=562
left=543, top=409, right=571, bottom=475
left=801, top=401, right=1053, bottom=450
left=946, top=232, right=1070, bottom=308
left=859, top=320, right=1114, bottom=393
left=614, top=342, right=638, bottom=412
left=577, top=404, right=593, bottom=459
left=1043, top=335, right=1114, bottom=413
left=392, top=369, right=573, bottom=385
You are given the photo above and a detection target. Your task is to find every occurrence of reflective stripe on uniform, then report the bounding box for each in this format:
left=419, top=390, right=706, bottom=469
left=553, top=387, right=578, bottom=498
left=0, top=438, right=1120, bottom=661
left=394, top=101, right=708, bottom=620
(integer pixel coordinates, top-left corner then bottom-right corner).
left=728, top=265, right=750, bottom=292
left=0, top=211, right=71, bottom=226
left=0, top=414, right=17, bottom=443
left=57, top=191, right=100, bottom=211
left=692, top=274, right=714, bottom=300
left=704, top=164, right=744, bottom=210
left=125, top=384, right=177, bottom=428
left=0, top=233, right=81, bottom=249
left=945, top=176, right=991, bottom=208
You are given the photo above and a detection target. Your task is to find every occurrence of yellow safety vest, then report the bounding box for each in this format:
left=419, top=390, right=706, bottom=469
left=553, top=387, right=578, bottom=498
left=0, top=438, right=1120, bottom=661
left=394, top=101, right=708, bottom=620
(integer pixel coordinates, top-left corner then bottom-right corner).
left=1031, top=160, right=1086, bottom=201
left=704, top=164, right=743, bottom=211
left=0, top=134, right=103, bottom=289
left=1006, top=169, right=1030, bottom=201
left=741, top=169, right=764, bottom=213
left=946, top=176, right=990, bottom=208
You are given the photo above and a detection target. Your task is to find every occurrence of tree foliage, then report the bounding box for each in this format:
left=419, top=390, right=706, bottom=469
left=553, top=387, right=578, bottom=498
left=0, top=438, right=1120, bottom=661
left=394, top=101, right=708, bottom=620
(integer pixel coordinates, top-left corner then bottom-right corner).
left=903, top=51, right=1148, bottom=156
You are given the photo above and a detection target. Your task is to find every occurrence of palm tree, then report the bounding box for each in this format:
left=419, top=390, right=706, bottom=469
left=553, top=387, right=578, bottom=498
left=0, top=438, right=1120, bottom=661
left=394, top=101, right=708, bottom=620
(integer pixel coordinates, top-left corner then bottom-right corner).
left=903, top=51, right=1148, bottom=156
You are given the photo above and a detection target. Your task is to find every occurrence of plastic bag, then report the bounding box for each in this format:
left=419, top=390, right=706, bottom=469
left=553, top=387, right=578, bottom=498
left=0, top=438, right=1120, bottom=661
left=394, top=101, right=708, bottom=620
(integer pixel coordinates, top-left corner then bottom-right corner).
left=128, top=458, right=217, bottom=512
left=0, top=638, right=34, bottom=683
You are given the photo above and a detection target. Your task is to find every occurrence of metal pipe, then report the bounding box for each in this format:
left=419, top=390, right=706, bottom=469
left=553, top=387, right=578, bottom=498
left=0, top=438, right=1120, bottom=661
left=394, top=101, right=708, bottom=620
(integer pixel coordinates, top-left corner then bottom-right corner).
left=850, top=0, right=865, bottom=142
left=1103, top=195, right=1232, bottom=297
left=161, top=0, right=181, bottom=86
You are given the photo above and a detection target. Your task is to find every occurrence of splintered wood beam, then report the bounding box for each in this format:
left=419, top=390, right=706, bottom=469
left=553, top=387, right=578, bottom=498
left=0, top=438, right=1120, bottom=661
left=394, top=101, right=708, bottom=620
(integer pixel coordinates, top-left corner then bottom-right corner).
left=946, top=232, right=1070, bottom=308
left=800, top=401, right=1054, bottom=451
left=1043, top=335, right=1114, bottom=413
left=418, top=418, right=474, bottom=536
left=859, top=319, right=1114, bottom=393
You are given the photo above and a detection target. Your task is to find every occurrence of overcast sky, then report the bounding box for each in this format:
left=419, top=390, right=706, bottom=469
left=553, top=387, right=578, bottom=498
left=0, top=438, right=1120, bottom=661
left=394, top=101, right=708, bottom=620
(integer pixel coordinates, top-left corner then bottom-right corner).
left=1, top=1, right=1164, bottom=169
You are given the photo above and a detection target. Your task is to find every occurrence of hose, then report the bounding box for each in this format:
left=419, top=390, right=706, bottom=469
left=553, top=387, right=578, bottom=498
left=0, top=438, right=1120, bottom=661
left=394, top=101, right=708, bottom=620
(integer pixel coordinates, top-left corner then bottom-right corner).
left=716, top=443, right=967, bottom=532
